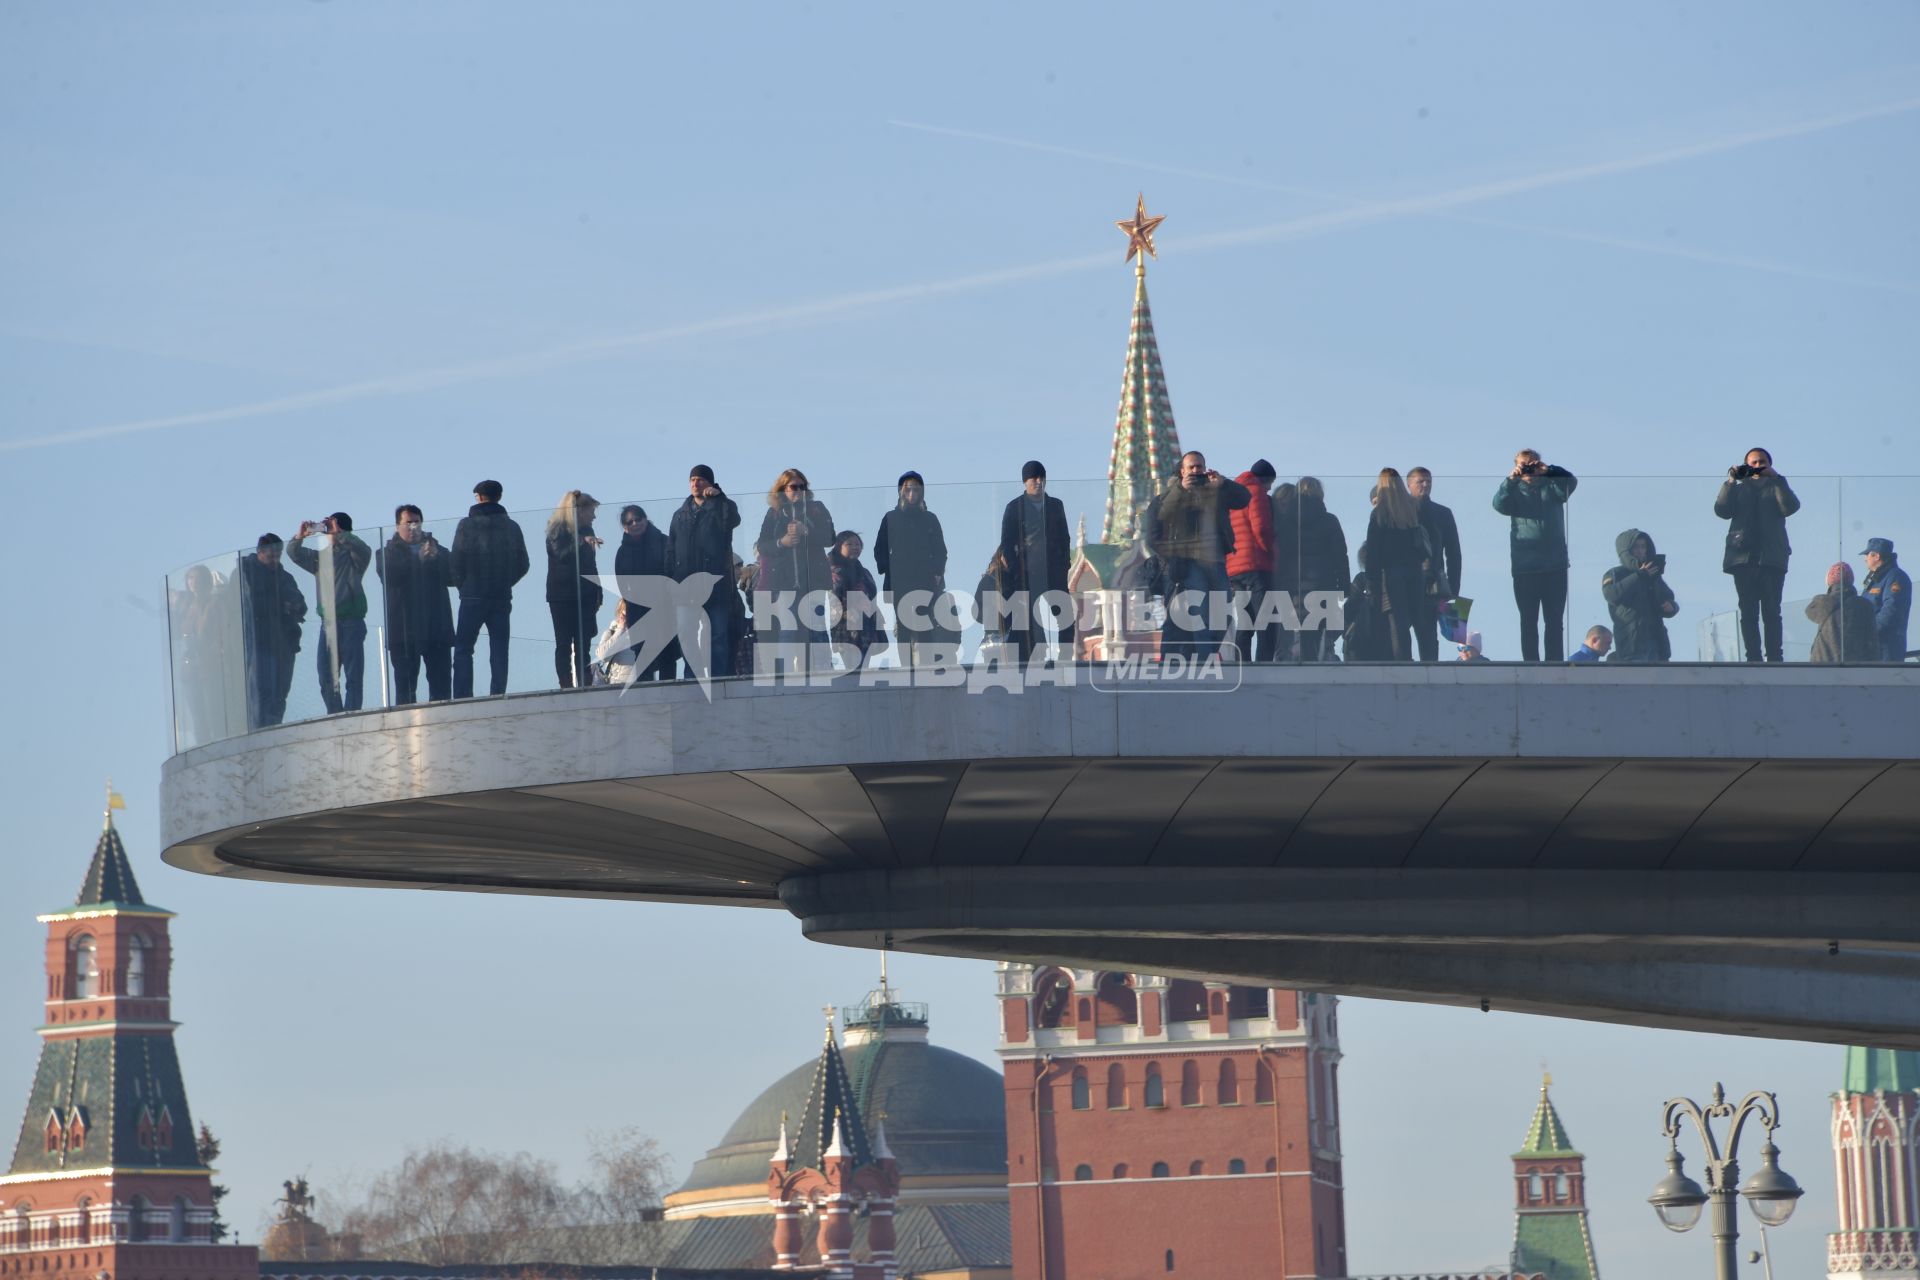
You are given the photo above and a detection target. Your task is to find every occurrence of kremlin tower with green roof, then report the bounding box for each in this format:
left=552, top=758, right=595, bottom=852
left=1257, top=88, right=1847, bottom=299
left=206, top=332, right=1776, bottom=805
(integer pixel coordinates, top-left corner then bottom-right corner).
left=1509, top=1074, right=1601, bottom=1280
left=1828, top=1046, right=1920, bottom=1280
left=0, top=800, right=257, bottom=1280
left=1099, top=194, right=1183, bottom=549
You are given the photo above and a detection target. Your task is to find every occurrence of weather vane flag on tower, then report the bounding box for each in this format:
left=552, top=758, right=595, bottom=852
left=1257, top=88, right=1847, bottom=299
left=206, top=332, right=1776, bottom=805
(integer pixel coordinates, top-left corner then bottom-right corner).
left=1102, top=194, right=1182, bottom=546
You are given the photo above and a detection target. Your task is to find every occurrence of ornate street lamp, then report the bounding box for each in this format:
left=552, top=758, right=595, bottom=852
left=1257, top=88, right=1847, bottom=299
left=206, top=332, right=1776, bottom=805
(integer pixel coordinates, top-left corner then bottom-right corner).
left=1649, top=1083, right=1803, bottom=1279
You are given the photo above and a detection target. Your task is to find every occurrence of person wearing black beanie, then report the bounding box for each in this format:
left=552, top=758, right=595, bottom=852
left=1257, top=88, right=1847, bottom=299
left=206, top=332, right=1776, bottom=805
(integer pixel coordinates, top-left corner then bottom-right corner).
left=876, top=470, right=949, bottom=664
left=998, top=460, right=1073, bottom=663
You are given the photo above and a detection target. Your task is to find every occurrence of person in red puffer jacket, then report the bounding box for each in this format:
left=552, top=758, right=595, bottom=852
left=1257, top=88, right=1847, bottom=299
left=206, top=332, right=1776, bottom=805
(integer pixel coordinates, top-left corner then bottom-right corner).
left=1226, top=459, right=1278, bottom=660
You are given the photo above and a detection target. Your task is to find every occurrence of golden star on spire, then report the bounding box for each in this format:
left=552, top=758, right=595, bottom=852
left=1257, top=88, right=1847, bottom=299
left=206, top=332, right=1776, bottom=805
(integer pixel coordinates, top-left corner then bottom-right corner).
left=1116, top=193, right=1165, bottom=265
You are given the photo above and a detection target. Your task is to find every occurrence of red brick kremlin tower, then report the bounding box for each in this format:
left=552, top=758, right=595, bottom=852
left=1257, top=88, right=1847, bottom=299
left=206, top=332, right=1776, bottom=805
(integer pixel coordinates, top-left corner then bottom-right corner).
left=0, top=803, right=257, bottom=1280
left=1828, top=1047, right=1919, bottom=1280
left=997, top=964, right=1347, bottom=1278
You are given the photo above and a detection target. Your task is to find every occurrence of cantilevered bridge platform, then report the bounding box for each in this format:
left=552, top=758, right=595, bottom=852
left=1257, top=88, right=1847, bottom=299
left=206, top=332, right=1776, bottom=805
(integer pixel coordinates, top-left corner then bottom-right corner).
left=161, top=665, right=1920, bottom=1047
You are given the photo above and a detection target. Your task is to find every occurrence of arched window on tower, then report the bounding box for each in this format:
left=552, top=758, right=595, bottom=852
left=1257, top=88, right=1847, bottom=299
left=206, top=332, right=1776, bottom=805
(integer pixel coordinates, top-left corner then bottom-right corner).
left=1228, top=1158, right=1247, bottom=1175
left=1528, top=1171, right=1544, bottom=1202
left=1106, top=1063, right=1128, bottom=1109
left=1071, top=1067, right=1091, bottom=1111
left=1112, top=1163, right=1129, bottom=1179
left=71, top=935, right=98, bottom=999
left=1554, top=1170, right=1570, bottom=1202
left=1180, top=1060, right=1200, bottom=1107
left=1166, top=980, right=1207, bottom=1022
left=169, top=1198, right=187, bottom=1243
left=42, top=1114, right=60, bottom=1154
left=1219, top=1059, right=1239, bottom=1105
left=125, top=936, right=149, bottom=997
left=1144, top=1064, right=1165, bottom=1108
left=130, top=1196, right=150, bottom=1243
left=1255, top=1058, right=1275, bottom=1104
left=1034, top=970, right=1074, bottom=1030
left=1095, top=973, right=1138, bottom=1026
left=1188, top=1160, right=1204, bottom=1176
left=66, top=1111, right=84, bottom=1153
left=73, top=1198, right=90, bottom=1246
left=1073, top=1164, right=1093, bottom=1181
left=1151, top=1161, right=1170, bottom=1178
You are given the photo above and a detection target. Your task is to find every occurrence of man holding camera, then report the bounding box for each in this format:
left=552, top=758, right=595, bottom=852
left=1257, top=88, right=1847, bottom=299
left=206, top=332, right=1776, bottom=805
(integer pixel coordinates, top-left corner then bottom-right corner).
left=1492, top=448, right=1578, bottom=662
left=1601, top=528, right=1678, bottom=662
left=288, top=511, right=373, bottom=713
left=1714, top=447, right=1799, bottom=663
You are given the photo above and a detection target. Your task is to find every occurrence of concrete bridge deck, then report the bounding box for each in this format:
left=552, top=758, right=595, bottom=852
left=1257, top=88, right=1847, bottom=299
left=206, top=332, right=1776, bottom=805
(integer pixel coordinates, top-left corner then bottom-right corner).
left=160, top=664, right=1920, bottom=1047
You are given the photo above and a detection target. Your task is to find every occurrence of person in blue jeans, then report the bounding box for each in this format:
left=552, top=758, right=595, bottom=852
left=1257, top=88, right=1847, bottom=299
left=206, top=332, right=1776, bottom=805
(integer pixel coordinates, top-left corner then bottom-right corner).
left=288, top=513, right=372, bottom=714
left=450, top=479, right=531, bottom=697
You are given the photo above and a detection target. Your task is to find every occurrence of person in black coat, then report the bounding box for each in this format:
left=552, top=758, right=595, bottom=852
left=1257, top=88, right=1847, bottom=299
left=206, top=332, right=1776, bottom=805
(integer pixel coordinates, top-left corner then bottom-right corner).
left=668, top=465, right=743, bottom=679
left=1267, top=482, right=1300, bottom=662
left=376, top=505, right=454, bottom=703
left=450, top=479, right=532, bottom=698
left=1408, top=467, right=1462, bottom=661
left=235, top=534, right=307, bottom=729
left=1714, top=446, right=1800, bottom=663
left=544, top=490, right=605, bottom=690
left=997, top=460, right=1074, bottom=663
left=1292, top=477, right=1350, bottom=662
left=1360, top=470, right=1435, bottom=663
left=612, top=504, right=676, bottom=682
left=754, top=468, right=837, bottom=662
left=875, top=471, right=950, bottom=662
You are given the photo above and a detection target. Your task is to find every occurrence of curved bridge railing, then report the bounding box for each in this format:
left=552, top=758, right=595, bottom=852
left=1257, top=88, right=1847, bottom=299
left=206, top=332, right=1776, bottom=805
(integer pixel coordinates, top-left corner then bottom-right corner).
left=165, top=471, right=1916, bottom=752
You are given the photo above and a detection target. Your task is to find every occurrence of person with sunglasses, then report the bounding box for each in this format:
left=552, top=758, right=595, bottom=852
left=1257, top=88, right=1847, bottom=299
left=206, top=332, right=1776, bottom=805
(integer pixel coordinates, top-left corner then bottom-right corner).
left=613, top=504, right=675, bottom=682
left=754, top=468, right=837, bottom=662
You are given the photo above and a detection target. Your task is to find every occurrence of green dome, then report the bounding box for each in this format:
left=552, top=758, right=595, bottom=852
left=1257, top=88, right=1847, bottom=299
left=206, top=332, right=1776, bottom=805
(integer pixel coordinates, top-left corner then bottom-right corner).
left=674, top=1035, right=1007, bottom=1197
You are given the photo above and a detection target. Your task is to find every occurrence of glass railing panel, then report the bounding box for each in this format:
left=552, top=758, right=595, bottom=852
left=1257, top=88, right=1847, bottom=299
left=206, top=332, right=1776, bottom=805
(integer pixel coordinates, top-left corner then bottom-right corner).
left=1571, top=474, right=1727, bottom=664
left=166, top=550, right=251, bottom=750
left=1837, top=476, right=1916, bottom=663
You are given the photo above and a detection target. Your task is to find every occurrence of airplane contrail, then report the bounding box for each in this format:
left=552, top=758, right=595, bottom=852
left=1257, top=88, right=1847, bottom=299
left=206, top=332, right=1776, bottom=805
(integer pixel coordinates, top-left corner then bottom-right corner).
left=10, top=94, right=1915, bottom=454
left=0, top=252, right=1109, bottom=453
left=892, top=106, right=1920, bottom=295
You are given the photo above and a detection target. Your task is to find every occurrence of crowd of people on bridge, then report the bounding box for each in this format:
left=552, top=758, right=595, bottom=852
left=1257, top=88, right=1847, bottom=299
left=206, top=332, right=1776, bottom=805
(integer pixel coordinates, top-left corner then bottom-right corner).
left=173, top=448, right=1913, bottom=734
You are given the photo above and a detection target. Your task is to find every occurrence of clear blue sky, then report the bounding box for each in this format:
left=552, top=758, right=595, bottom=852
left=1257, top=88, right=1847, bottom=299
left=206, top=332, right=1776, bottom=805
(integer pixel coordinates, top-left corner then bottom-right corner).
left=3, top=3, right=1916, bottom=1275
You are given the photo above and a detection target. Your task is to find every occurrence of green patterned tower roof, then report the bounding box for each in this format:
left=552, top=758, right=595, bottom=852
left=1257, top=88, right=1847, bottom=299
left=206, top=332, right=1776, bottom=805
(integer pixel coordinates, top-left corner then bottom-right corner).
left=1100, top=208, right=1182, bottom=547
left=1517, top=1078, right=1582, bottom=1157
left=1511, top=1076, right=1599, bottom=1280
left=1843, top=1045, right=1920, bottom=1094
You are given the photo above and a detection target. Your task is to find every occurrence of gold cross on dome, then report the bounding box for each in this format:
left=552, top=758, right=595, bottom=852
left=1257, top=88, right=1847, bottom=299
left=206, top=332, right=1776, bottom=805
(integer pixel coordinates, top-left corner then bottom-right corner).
left=1116, top=193, right=1166, bottom=264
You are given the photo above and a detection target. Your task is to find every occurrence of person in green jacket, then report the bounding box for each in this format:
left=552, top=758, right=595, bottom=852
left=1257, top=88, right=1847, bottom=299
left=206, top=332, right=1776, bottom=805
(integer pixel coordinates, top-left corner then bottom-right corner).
left=288, top=512, right=373, bottom=714
left=1491, top=448, right=1578, bottom=662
